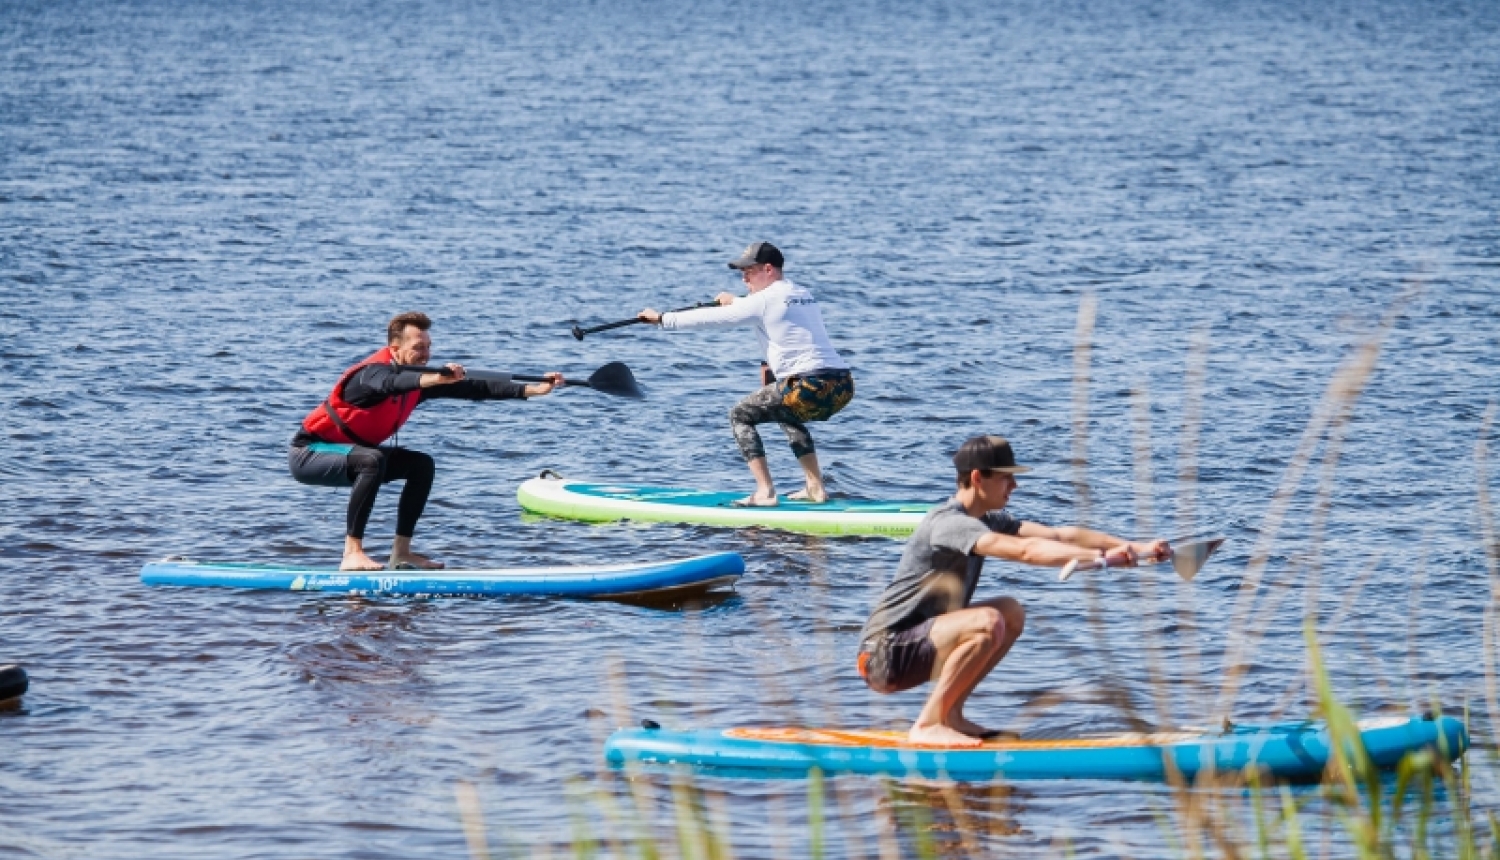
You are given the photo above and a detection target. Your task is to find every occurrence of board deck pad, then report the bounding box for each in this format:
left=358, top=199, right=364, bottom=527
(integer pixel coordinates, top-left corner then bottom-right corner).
left=569, top=484, right=931, bottom=513
left=141, top=551, right=744, bottom=599
left=605, top=715, right=1469, bottom=781
left=518, top=474, right=934, bottom=536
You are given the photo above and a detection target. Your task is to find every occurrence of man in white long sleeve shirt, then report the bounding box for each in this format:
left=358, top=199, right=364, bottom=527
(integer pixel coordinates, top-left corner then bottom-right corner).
left=639, top=242, right=854, bottom=506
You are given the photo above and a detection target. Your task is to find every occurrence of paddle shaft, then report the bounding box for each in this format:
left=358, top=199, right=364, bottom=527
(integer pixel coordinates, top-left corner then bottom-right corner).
left=1058, top=550, right=1169, bottom=583
left=572, top=301, right=716, bottom=340
left=513, top=373, right=583, bottom=387
left=1058, top=537, right=1223, bottom=582
left=394, top=365, right=588, bottom=388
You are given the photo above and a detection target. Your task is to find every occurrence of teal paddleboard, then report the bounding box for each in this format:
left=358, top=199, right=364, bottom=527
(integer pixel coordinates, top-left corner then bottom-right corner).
left=604, top=715, right=1468, bottom=781
left=517, top=473, right=932, bottom=536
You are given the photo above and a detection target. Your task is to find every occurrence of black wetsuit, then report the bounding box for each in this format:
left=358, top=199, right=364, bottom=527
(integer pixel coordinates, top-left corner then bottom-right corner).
left=289, top=364, right=528, bottom=540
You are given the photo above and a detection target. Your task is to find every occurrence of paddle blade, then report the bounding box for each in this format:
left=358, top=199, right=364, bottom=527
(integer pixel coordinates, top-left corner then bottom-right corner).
left=586, top=362, right=644, bottom=399
left=1170, top=537, right=1225, bottom=581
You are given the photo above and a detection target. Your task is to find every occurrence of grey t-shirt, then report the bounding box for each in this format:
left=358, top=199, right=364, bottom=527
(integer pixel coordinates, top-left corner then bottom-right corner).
left=860, top=498, right=1022, bottom=643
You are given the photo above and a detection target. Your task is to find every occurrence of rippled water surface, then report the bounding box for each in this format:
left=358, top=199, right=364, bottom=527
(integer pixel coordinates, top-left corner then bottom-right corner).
left=3, top=0, right=1499, bottom=856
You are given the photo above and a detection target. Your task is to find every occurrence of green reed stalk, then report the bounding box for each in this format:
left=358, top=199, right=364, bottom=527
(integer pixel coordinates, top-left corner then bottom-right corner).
left=1246, top=768, right=1274, bottom=860
left=584, top=774, right=635, bottom=860
left=806, top=768, right=825, bottom=860
left=1150, top=805, right=1192, bottom=860
left=670, top=770, right=708, bottom=860
left=566, top=780, right=599, bottom=860
left=1278, top=784, right=1308, bottom=860
left=1476, top=405, right=1500, bottom=754
left=1306, top=622, right=1385, bottom=857
left=1392, top=750, right=1436, bottom=859
left=886, top=782, right=939, bottom=860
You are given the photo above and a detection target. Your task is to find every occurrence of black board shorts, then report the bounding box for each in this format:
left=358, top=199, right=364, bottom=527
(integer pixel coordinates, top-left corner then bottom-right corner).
left=857, top=619, right=937, bottom=694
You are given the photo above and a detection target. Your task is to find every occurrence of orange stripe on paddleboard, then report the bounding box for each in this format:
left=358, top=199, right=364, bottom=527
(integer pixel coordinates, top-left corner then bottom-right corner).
left=723, top=727, right=1206, bottom=750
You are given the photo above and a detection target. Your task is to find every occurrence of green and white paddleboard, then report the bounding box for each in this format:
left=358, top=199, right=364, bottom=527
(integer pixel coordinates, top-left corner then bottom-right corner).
left=517, top=472, right=933, bottom=536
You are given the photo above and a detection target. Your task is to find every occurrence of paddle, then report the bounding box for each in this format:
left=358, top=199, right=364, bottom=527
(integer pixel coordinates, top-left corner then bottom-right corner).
left=395, top=362, right=644, bottom=399
left=1058, top=537, right=1225, bottom=583
left=571, top=301, right=717, bottom=341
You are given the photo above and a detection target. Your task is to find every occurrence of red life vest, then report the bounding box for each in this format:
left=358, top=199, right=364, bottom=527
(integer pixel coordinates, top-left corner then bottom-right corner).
left=301, top=347, right=420, bottom=447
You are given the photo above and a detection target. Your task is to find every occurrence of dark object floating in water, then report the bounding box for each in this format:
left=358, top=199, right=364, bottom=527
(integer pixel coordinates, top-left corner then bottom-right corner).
left=0, top=665, right=28, bottom=704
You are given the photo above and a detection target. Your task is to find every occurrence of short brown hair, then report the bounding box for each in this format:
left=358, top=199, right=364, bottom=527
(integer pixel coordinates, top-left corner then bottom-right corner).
left=956, top=468, right=994, bottom=489
left=387, top=311, right=431, bottom=345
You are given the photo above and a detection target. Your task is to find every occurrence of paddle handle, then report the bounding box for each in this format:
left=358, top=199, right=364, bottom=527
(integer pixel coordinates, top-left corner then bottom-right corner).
left=571, top=301, right=717, bottom=340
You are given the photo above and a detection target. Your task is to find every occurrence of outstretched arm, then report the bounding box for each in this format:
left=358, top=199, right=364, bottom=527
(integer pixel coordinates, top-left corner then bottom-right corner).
left=521, top=372, right=564, bottom=397
left=1021, top=522, right=1166, bottom=557
left=641, top=291, right=767, bottom=330
left=344, top=363, right=461, bottom=406
left=973, top=526, right=1168, bottom=568
left=418, top=370, right=566, bottom=402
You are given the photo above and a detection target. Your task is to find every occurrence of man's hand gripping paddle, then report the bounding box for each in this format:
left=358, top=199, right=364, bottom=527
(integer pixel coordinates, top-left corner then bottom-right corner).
left=571, top=301, right=717, bottom=341
left=395, top=362, right=645, bottom=399
left=1058, top=537, right=1225, bottom=583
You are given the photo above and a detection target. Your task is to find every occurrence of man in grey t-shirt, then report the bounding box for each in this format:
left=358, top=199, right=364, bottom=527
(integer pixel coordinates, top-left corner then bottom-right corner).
left=859, top=435, right=1169, bottom=748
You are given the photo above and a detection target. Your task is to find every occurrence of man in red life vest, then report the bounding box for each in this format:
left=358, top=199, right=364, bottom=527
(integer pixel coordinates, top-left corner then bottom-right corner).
left=290, top=311, right=563, bottom=571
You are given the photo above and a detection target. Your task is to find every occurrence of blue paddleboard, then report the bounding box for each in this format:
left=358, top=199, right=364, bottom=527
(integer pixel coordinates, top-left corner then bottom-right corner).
left=605, top=715, right=1467, bottom=780
left=140, top=551, right=744, bottom=599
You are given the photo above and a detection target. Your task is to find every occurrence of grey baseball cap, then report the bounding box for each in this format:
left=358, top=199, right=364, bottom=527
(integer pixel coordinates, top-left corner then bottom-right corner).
left=727, top=241, right=785, bottom=270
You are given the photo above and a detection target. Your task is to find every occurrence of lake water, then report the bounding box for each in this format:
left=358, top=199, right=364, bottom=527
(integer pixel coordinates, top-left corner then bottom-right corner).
left=3, top=0, right=1498, bottom=856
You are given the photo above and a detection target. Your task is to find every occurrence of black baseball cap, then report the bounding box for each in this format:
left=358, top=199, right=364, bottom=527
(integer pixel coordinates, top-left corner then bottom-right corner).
left=953, top=435, right=1032, bottom=474
left=727, top=241, right=784, bottom=270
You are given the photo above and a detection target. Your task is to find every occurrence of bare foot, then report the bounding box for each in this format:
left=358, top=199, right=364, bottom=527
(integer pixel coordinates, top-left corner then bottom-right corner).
left=908, top=722, right=983, bottom=748
left=786, top=487, right=829, bottom=503
left=340, top=550, right=385, bottom=571
left=388, top=551, right=445, bottom=570
left=731, top=493, right=779, bottom=508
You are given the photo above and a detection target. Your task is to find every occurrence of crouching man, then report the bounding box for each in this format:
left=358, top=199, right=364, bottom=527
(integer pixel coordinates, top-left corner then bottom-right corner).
left=859, top=435, right=1168, bottom=746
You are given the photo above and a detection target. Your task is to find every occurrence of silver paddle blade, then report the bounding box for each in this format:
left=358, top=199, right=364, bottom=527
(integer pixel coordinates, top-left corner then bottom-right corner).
left=1171, top=537, right=1225, bottom=581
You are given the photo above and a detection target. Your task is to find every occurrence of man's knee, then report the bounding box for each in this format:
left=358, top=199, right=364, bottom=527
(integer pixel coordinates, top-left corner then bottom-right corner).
left=347, top=448, right=387, bottom=479
left=971, top=606, right=1005, bottom=648
left=408, top=451, right=435, bottom=479
left=996, top=598, right=1025, bottom=640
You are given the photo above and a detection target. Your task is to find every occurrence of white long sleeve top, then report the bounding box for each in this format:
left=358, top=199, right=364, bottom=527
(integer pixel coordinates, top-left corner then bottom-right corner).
left=659, top=279, right=850, bottom=380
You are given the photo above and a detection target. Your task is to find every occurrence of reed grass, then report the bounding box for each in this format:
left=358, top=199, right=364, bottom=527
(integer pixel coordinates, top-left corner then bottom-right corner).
left=456, top=296, right=1496, bottom=858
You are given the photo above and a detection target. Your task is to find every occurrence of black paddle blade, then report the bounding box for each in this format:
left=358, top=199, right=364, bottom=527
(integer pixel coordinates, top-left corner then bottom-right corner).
left=585, top=361, right=644, bottom=398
